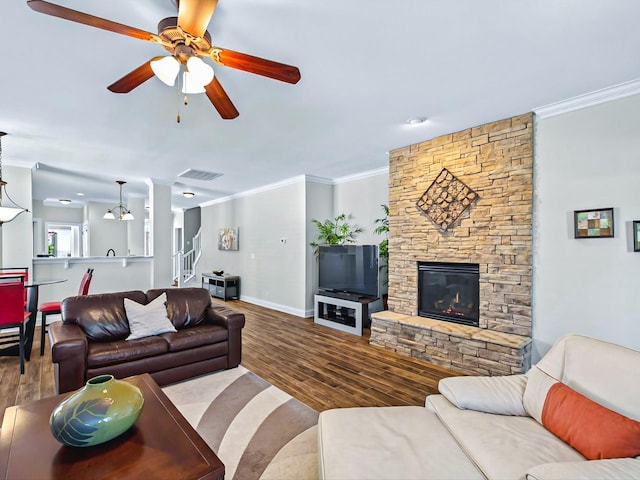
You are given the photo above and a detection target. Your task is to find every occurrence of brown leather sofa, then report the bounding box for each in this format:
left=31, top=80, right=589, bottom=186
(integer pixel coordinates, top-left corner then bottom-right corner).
left=49, top=287, right=245, bottom=394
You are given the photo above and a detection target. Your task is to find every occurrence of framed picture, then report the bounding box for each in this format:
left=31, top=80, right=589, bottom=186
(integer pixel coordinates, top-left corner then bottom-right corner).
left=634, top=221, right=640, bottom=252
left=573, top=207, right=614, bottom=239
left=218, top=227, right=239, bottom=251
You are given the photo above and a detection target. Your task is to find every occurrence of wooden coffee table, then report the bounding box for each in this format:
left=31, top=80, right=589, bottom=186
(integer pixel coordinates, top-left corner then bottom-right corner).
left=0, top=374, right=224, bottom=480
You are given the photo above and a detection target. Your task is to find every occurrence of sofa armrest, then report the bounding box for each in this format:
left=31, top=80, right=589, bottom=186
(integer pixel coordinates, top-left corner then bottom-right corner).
left=206, top=306, right=245, bottom=368
left=438, top=374, right=528, bottom=416
left=526, top=458, right=640, bottom=480
left=206, top=306, right=246, bottom=330
left=49, top=322, right=88, bottom=394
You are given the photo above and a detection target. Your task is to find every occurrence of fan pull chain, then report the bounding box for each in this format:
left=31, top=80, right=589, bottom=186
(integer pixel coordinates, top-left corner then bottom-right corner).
left=176, top=72, right=181, bottom=123
left=183, top=64, right=189, bottom=106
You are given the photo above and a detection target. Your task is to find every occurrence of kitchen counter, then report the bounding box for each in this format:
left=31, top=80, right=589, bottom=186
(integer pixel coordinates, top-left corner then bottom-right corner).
left=33, top=256, right=152, bottom=268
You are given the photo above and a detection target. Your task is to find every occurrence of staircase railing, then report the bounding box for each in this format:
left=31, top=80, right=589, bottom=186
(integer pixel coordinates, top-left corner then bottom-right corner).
left=172, top=228, right=202, bottom=286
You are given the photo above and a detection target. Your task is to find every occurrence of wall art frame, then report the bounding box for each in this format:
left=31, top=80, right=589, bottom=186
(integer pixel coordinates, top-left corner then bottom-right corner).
left=633, top=221, right=640, bottom=252
left=573, top=207, right=614, bottom=239
left=218, top=227, right=239, bottom=251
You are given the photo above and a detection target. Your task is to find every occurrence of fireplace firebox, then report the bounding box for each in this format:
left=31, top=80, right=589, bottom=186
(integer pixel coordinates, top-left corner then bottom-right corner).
left=418, top=262, right=479, bottom=327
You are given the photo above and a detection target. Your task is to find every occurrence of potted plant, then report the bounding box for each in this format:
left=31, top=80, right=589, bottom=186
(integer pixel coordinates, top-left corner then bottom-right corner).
left=374, top=204, right=389, bottom=309
left=310, top=214, right=363, bottom=256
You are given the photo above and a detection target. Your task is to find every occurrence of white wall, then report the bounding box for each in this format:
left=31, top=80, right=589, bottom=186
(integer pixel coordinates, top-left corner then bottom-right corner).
left=533, top=93, right=640, bottom=361
left=1, top=165, right=33, bottom=269
left=149, top=182, right=173, bottom=288
left=33, top=258, right=152, bottom=304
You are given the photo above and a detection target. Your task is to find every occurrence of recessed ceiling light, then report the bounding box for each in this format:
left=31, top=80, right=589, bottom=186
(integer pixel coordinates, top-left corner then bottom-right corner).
left=405, top=116, right=427, bottom=126
left=182, top=192, right=195, bottom=198
left=76, top=192, right=85, bottom=196
left=59, top=199, right=72, bottom=205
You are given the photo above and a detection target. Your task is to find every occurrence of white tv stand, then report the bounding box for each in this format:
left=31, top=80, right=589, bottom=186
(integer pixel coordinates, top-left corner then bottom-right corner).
left=314, top=292, right=378, bottom=336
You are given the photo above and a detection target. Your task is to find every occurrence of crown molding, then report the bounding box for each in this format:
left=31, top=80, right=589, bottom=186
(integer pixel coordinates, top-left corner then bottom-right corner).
left=333, top=166, right=389, bottom=184
left=201, top=167, right=389, bottom=207
left=201, top=175, right=308, bottom=206
left=534, top=78, right=640, bottom=119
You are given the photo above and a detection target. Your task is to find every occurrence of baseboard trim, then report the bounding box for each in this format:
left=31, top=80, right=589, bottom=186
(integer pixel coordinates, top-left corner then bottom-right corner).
left=239, top=295, right=312, bottom=318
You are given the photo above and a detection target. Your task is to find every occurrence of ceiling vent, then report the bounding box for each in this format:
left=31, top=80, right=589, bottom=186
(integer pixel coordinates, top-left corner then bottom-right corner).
left=178, top=169, right=223, bottom=181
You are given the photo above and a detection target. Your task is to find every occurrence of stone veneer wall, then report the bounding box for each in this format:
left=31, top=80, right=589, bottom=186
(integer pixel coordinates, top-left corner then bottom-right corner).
left=375, top=113, right=534, bottom=374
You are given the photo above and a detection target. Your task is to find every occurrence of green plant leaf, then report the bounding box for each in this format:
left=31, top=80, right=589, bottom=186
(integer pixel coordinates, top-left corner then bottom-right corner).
left=310, top=213, right=363, bottom=256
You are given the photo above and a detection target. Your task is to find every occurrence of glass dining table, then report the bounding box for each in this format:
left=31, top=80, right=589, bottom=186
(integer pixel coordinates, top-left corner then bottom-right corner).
left=0, top=279, right=67, bottom=361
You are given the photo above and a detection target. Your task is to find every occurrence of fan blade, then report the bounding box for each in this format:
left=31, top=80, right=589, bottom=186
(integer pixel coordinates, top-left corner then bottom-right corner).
left=211, top=48, right=301, bottom=84
left=205, top=77, right=239, bottom=119
left=27, top=0, right=157, bottom=42
left=178, top=0, right=218, bottom=38
left=107, top=58, right=161, bottom=93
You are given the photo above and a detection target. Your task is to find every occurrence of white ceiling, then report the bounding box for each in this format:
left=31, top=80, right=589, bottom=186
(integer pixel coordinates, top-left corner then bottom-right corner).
left=2, top=0, right=640, bottom=211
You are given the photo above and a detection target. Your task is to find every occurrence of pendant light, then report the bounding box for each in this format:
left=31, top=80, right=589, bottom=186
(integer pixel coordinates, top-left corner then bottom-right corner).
left=104, top=180, right=134, bottom=221
left=0, top=132, right=29, bottom=225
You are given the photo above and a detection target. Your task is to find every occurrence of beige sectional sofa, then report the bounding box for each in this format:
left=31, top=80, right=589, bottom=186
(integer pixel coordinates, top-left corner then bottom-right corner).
left=318, top=334, right=640, bottom=479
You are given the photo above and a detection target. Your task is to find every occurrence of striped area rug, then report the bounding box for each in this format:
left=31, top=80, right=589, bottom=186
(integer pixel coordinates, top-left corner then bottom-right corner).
left=162, top=366, right=319, bottom=480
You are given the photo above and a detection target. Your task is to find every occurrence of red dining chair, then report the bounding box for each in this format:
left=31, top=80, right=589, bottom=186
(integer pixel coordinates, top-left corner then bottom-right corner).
left=39, top=268, right=94, bottom=355
left=0, top=282, right=31, bottom=374
left=0, top=267, right=29, bottom=307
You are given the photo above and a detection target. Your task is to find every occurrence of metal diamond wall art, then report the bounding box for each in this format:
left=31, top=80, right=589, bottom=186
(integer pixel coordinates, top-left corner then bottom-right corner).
left=416, top=168, right=478, bottom=231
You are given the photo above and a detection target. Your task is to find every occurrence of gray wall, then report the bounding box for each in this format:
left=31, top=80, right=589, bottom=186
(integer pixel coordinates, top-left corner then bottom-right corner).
left=183, top=206, right=201, bottom=252
left=87, top=201, right=128, bottom=257
left=533, top=93, right=640, bottom=360
left=200, top=179, right=308, bottom=315
left=199, top=172, right=389, bottom=317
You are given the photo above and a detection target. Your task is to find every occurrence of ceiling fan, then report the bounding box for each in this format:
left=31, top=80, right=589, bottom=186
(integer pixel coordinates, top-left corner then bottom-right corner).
left=27, top=0, right=301, bottom=120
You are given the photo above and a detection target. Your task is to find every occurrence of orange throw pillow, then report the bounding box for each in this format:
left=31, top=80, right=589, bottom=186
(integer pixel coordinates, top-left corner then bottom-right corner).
left=541, top=382, right=640, bottom=460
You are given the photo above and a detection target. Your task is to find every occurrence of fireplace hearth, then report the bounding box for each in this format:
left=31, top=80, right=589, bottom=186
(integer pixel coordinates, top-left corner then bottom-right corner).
left=418, top=262, right=479, bottom=327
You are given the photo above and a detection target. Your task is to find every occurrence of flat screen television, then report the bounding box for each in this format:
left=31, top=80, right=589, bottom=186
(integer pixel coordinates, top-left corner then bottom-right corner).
left=318, top=244, right=378, bottom=297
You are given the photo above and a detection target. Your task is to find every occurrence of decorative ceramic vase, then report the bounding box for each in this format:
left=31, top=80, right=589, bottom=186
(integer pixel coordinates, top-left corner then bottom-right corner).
left=49, top=374, right=144, bottom=447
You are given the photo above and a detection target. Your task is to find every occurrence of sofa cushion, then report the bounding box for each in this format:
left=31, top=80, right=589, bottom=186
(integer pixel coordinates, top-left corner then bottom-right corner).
left=535, top=334, right=640, bottom=421
left=147, top=288, right=210, bottom=329
left=318, top=406, right=484, bottom=480
left=62, top=291, right=147, bottom=342
left=523, top=366, right=559, bottom=423
left=161, top=324, right=228, bottom=352
left=526, top=458, right=640, bottom=480
left=87, top=336, right=169, bottom=368
left=125, top=293, right=177, bottom=340
left=438, top=374, right=527, bottom=416
left=427, top=394, right=584, bottom=479
left=542, top=382, right=640, bottom=460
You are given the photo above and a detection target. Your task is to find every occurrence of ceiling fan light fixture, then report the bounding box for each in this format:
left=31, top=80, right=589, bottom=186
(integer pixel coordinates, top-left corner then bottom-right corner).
left=151, top=56, right=180, bottom=86
left=182, top=57, right=214, bottom=94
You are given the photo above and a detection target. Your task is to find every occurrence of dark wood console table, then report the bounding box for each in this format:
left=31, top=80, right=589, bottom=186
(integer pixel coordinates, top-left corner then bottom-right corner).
left=0, top=374, right=224, bottom=480
left=202, top=273, right=240, bottom=301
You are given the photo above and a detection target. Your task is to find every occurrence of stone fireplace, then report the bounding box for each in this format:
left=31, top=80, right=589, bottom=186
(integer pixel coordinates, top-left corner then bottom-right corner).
left=370, top=113, right=534, bottom=376
left=418, top=261, right=480, bottom=327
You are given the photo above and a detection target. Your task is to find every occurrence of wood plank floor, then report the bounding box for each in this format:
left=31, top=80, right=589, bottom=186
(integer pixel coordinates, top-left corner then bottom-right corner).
left=0, top=299, right=459, bottom=422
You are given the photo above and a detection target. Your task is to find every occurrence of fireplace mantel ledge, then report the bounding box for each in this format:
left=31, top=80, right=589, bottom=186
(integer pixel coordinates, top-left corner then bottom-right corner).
left=371, top=311, right=531, bottom=349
